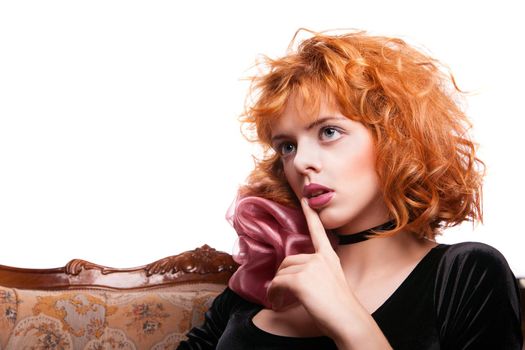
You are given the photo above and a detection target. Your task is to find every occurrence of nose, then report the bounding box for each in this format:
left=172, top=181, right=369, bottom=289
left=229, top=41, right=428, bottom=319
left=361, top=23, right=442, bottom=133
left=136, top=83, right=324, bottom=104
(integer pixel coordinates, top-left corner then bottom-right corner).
left=292, top=139, right=321, bottom=175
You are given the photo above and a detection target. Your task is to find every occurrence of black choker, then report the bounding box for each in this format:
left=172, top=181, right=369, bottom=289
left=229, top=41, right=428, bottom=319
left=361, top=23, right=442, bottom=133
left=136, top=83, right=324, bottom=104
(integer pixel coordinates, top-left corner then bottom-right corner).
left=336, top=220, right=396, bottom=245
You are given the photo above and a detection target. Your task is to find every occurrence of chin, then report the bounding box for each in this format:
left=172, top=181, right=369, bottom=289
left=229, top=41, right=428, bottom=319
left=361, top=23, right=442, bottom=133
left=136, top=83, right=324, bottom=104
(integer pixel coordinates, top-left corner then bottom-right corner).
left=317, top=207, right=354, bottom=231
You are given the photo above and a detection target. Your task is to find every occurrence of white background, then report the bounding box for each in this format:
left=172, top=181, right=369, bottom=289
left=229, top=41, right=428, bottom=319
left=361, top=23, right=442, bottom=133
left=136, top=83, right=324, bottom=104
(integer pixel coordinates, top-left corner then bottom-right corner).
left=1, top=1, right=524, bottom=276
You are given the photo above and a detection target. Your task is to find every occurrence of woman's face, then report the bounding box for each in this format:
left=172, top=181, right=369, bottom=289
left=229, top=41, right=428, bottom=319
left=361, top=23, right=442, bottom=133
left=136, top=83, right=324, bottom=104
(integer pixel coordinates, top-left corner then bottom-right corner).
left=270, top=97, right=390, bottom=234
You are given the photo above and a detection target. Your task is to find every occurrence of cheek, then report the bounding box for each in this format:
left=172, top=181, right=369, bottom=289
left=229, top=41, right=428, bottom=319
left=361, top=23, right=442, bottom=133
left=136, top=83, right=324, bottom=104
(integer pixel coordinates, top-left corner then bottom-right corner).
left=283, top=164, right=302, bottom=199
left=348, top=152, right=376, bottom=178
left=347, top=134, right=376, bottom=173
left=338, top=142, right=380, bottom=194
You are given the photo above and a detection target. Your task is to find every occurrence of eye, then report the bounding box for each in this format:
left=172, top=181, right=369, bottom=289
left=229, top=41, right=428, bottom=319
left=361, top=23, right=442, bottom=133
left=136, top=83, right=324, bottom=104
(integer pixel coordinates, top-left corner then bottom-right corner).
left=277, top=142, right=296, bottom=157
left=320, top=126, right=342, bottom=140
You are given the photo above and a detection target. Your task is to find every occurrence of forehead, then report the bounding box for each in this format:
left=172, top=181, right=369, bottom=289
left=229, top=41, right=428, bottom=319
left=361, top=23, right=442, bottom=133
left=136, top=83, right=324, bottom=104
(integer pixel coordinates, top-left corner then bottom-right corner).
left=270, top=91, right=355, bottom=137
left=270, top=93, right=339, bottom=132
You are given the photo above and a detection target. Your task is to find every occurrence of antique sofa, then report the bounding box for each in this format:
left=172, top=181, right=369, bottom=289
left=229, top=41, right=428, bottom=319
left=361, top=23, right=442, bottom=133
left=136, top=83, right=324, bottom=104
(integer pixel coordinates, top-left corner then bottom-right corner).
left=1, top=245, right=525, bottom=349
left=0, top=245, right=237, bottom=350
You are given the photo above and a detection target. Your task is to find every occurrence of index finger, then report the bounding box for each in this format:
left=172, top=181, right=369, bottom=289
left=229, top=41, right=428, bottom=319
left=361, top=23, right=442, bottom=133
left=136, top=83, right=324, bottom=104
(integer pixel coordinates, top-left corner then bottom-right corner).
left=300, top=198, right=333, bottom=253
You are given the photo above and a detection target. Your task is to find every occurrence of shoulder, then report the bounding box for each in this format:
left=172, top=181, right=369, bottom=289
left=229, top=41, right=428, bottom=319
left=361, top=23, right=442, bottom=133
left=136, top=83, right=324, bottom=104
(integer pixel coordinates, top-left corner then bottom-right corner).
left=433, top=243, right=523, bottom=347
left=434, top=241, right=519, bottom=304
left=211, top=287, right=260, bottom=315
left=437, top=241, right=514, bottom=276
left=441, top=241, right=505, bottom=256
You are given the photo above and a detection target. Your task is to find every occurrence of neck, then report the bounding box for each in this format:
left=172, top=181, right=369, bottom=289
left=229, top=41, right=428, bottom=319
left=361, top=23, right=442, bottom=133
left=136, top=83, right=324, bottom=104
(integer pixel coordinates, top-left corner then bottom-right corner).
left=335, top=231, right=435, bottom=280
left=335, top=220, right=396, bottom=245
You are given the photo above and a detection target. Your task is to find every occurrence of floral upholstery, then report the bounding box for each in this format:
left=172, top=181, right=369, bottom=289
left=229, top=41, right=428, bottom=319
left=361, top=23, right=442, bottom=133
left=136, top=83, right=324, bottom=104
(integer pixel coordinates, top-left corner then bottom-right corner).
left=0, top=283, right=225, bottom=350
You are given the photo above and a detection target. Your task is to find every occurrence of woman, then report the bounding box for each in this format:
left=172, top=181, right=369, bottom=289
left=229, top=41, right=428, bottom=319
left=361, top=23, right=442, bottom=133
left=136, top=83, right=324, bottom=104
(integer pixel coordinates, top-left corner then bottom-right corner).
left=177, top=30, right=522, bottom=349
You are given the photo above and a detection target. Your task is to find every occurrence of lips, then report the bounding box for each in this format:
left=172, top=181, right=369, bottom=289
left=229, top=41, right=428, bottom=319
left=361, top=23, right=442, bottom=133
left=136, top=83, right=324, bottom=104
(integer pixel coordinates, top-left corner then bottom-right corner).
left=303, top=183, right=334, bottom=209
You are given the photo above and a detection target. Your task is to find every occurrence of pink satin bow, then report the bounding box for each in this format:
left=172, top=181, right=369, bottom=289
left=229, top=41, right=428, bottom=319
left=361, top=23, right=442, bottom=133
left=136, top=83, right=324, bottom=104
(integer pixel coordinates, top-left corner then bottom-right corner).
left=226, top=196, right=335, bottom=309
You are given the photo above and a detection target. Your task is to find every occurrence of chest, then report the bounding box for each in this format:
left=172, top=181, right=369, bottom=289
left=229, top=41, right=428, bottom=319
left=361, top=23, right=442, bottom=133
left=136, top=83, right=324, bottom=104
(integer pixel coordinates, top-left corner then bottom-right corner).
left=248, top=278, right=438, bottom=349
left=252, top=304, right=323, bottom=337
left=251, top=267, right=419, bottom=338
left=349, top=261, right=422, bottom=314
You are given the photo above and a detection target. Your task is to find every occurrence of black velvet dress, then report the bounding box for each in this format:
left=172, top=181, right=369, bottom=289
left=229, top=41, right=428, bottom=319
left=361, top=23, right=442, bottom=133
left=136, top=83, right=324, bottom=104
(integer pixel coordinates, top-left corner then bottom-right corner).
left=177, top=242, right=523, bottom=349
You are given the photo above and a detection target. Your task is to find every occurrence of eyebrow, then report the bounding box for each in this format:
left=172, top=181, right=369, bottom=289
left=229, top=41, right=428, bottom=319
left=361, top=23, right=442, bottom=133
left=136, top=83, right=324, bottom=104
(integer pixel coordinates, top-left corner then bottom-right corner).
left=270, top=116, right=347, bottom=144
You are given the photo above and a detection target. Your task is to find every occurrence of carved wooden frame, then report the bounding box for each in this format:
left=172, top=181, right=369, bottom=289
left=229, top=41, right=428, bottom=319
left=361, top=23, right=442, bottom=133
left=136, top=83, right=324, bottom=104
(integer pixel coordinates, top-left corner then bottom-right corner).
left=0, top=245, right=238, bottom=291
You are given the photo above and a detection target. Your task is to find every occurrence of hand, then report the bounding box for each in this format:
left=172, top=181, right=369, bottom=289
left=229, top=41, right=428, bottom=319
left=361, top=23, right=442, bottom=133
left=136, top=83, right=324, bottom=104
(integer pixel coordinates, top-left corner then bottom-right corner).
left=266, top=198, right=356, bottom=340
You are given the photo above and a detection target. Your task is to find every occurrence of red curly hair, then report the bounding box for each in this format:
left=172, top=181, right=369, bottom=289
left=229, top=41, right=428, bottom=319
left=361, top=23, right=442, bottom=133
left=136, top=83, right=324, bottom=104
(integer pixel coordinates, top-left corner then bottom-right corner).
left=239, top=29, right=484, bottom=239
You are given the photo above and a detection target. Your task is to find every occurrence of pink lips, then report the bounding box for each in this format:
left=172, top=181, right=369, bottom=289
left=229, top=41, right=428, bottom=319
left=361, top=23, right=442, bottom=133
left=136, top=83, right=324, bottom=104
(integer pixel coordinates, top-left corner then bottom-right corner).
left=303, top=183, right=334, bottom=209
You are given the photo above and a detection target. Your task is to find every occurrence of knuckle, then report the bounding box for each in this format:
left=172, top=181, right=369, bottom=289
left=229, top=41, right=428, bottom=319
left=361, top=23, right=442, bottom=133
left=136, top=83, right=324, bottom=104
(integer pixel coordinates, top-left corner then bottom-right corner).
left=295, top=273, right=307, bottom=286
left=313, top=253, right=325, bottom=263
left=270, top=275, right=282, bottom=287
left=281, top=255, right=294, bottom=265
